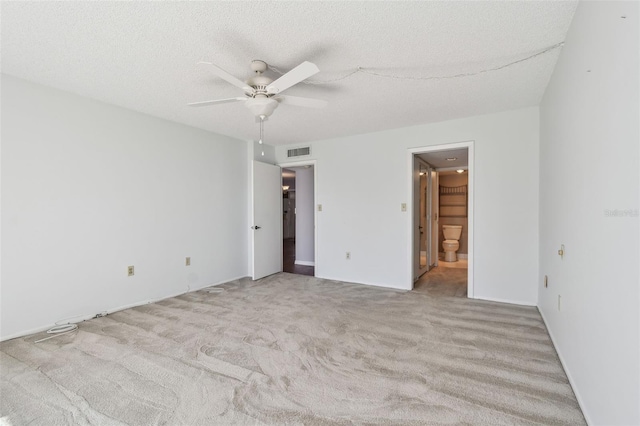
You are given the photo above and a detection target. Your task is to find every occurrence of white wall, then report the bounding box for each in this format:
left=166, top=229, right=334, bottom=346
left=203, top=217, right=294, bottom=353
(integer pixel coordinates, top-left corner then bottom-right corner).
left=295, top=167, right=314, bottom=264
left=1, top=75, right=249, bottom=340
left=251, top=140, right=275, bottom=164
left=539, top=2, right=639, bottom=424
left=276, top=107, right=539, bottom=304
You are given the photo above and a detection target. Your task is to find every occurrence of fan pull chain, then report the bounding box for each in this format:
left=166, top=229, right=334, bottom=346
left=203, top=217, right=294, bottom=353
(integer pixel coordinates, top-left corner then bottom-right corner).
left=259, top=116, right=264, bottom=144
left=258, top=115, right=265, bottom=156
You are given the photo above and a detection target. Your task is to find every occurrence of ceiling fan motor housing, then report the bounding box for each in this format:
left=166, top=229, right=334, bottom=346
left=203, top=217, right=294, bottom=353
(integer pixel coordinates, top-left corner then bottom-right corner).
left=246, top=74, right=273, bottom=94
left=250, top=60, right=268, bottom=73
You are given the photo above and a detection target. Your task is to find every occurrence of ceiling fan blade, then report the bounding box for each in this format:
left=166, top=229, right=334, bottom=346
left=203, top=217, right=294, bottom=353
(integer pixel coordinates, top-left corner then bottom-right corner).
left=266, top=61, right=319, bottom=94
left=188, top=97, right=246, bottom=107
left=198, top=62, right=253, bottom=93
left=276, top=95, right=327, bottom=108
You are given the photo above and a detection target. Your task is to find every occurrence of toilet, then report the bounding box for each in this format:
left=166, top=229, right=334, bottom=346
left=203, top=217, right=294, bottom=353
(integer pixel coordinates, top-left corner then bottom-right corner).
left=442, top=225, right=462, bottom=262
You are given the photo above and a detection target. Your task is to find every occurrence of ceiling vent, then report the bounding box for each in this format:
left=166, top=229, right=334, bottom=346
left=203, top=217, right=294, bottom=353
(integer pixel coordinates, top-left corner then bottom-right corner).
left=287, top=146, right=311, bottom=158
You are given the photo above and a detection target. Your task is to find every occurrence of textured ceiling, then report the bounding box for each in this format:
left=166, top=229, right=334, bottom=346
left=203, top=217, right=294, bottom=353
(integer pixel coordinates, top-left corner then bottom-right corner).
left=1, top=1, right=577, bottom=146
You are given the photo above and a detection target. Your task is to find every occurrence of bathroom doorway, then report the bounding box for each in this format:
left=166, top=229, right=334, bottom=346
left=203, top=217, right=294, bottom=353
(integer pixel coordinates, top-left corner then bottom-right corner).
left=409, top=142, right=473, bottom=297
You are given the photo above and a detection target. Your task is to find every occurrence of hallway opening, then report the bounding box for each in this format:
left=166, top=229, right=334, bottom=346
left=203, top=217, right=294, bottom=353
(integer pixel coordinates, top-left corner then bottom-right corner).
left=281, top=165, right=315, bottom=277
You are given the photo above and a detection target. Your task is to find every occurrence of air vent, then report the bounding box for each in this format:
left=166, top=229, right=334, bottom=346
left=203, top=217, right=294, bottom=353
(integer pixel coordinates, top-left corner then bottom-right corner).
left=287, top=146, right=311, bottom=158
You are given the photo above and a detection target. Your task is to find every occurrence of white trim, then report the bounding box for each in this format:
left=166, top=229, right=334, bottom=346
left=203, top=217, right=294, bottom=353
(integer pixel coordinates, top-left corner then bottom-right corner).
left=249, top=160, right=256, bottom=279
left=277, top=159, right=318, bottom=277
left=538, top=308, right=592, bottom=425
left=414, top=156, right=431, bottom=279
left=318, top=275, right=409, bottom=292
left=294, top=260, right=315, bottom=266
left=0, top=275, right=248, bottom=342
left=407, top=141, right=474, bottom=298
left=474, top=296, right=536, bottom=307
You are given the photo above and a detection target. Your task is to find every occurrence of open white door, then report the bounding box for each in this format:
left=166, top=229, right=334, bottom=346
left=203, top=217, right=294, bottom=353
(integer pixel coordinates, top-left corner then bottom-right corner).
left=430, top=170, right=439, bottom=267
left=251, top=161, right=282, bottom=280
left=414, top=156, right=430, bottom=280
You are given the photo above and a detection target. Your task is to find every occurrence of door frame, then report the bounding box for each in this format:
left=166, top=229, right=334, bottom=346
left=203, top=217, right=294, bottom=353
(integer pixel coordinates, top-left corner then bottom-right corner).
left=277, top=159, right=318, bottom=276
left=414, top=156, right=431, bottom=280
left=429, top=168, right=439, bottom=268
left=407, top=141, right=474, bottom=297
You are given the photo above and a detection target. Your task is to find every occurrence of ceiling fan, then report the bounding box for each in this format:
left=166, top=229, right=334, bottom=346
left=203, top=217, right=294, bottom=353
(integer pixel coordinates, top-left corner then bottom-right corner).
left=189, top=60, right=327, bottom=120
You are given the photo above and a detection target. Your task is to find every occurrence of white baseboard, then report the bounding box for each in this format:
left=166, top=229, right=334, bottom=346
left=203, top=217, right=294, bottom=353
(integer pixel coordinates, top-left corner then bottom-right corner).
left=471, top=295, right=536, bottom=307
left=316, top=274, right=410, bottom=291
left=294, top=260, right=315, bottom=266
left=191, top=275, right=248, bottom=291
left=538, top=308, right=591, bottom=425
left=0, top=319, right=94, bottom=343
left=0, top=275, right=249, bottom=342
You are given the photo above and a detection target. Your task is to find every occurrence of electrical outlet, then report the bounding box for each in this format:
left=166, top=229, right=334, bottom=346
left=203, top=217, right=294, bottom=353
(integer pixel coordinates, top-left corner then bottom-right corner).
left=318, top=204, right=323, bottom=212
left=558, top=244, right=565, bottom=259
left=401, top=203, right=407, bottom=212
left=346, top=252, right=351, bottom=260
left=186, top=257, right=191, bottom=266
left=544, top=275, right=548, bottom=288
left=127, top=265, right=134, bottom=276
left=558, top=295, right=561, bottom=311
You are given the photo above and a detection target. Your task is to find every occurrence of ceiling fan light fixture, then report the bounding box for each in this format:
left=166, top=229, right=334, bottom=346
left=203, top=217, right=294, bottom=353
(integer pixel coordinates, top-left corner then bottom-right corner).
left=246, top=97, right=279, bottom=118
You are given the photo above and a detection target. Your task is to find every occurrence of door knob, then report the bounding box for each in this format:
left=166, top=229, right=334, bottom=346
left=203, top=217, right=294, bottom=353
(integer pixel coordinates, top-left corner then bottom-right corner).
left=251, top=226, right=261, bottom=230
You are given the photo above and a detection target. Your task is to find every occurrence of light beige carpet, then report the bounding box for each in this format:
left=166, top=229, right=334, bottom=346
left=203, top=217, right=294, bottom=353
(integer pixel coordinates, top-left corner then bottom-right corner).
left=1, top=273, right=585, bottom=425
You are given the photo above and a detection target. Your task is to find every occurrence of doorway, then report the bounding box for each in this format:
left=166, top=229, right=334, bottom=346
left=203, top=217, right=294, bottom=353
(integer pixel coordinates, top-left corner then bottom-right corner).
left=280, top=162, right=316, bottom=276
left=408, top=142, right=474, bottom=297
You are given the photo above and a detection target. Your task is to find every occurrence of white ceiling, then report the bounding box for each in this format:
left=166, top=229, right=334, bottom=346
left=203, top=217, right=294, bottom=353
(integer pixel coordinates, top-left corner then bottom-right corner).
left=1, top=1, right=577, bottom=146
